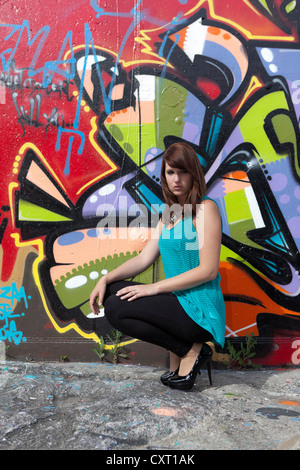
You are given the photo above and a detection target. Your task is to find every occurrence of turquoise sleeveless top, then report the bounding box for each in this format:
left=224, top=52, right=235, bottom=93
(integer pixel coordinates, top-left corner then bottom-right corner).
left=158, top=198, right=226, bottom=348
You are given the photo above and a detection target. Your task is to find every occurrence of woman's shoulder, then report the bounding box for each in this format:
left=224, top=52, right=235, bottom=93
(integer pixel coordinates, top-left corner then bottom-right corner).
left=196, top=196, right=221, bottom=220
left=199, top=196, right=219, bottom=210
left=201, top=195, right=216, bottom=204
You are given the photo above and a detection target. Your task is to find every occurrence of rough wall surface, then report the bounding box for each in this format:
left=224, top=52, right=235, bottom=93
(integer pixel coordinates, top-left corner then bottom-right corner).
left=0, top=0, right=300, bottom=366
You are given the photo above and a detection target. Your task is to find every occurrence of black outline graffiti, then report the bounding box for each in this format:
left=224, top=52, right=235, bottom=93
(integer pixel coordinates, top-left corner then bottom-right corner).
left=11, top=5, right=300, bottom=345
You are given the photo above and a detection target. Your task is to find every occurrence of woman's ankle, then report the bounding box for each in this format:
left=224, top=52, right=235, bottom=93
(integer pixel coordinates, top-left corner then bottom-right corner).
left=178, top=343, right=202, bottom=376
left=169, top=351, right=181, bottom=372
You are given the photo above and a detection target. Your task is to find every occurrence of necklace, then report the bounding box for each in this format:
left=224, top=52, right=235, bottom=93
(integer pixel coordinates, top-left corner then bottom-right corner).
left=170, top=211, right=182, bottom=224
left=170, top=213, right=177, bottom=224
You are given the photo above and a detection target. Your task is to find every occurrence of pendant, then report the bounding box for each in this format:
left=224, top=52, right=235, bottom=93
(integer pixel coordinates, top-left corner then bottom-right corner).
left=170, top=213, right=178, bottom=224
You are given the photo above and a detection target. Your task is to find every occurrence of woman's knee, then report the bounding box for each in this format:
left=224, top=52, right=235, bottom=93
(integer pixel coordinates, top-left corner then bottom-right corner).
left=103, top=294, right=117, bottom=315
left=103, top=294, right=126, bottom=328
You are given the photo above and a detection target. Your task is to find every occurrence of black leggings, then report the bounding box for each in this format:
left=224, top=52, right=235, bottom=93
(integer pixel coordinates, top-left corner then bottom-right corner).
left=103, top=281, right=213, bottom=358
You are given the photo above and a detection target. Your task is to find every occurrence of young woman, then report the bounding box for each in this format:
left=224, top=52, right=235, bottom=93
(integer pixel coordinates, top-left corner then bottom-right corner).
left=89, top=142, right=226, bottom=391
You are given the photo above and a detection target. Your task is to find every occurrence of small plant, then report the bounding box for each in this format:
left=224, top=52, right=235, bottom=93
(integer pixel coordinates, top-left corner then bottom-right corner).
left=92, top=335, right=107, bottom=361
left=106, top=329, right=128, bottom=364
left=225, top=332, right=259, bottom=369
left=60, top=354, right=70, bottom=363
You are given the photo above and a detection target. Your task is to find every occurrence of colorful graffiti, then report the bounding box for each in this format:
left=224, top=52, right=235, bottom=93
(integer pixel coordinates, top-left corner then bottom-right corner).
left=0, top=0, right=300, bottom=365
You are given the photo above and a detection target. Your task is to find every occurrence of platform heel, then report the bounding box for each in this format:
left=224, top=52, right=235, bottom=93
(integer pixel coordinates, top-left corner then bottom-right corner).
left=168, top=343, right=213, bottom=391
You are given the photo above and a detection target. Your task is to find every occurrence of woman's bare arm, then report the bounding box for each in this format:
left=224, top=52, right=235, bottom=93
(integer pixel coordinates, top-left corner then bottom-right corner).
left=89, top=222, right=162, bottom=312
left=117, top=199, right=222, bottom=301
left=155, top=199, right=222, bottom=293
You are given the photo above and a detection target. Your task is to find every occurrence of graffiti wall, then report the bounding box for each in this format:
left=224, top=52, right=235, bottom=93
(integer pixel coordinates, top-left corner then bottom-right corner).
left=1, top=0, right=300, bottom=366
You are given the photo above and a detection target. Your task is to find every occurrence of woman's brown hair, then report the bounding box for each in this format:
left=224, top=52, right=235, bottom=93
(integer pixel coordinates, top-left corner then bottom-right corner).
left=160, top=142, right=206, bottom=223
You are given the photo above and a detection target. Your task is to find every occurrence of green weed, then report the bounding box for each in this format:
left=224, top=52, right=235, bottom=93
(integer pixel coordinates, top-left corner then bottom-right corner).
left=225, top=332, right=260, bottom=369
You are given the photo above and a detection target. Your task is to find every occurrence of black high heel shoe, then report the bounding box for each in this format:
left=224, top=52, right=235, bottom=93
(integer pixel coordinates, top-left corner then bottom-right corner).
left=160, top=368, right=179, bottom=386
left=168, top=343, right=213, bottom=391
left=161, top=367, right=202, bottom=386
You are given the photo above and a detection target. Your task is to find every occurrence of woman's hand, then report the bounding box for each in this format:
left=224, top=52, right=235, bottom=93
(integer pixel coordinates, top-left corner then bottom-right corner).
left=116, top=283, right=159, bottom=302
left=89, top=276, right=107, bottom=315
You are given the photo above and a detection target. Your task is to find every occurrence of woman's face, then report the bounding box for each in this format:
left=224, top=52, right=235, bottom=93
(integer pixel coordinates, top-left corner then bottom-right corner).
left=165, top=162, right=193, bottom=205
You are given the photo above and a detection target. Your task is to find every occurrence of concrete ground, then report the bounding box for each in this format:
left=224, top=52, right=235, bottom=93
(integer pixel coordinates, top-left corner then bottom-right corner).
left=0, top=357, right=300, bottom=451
